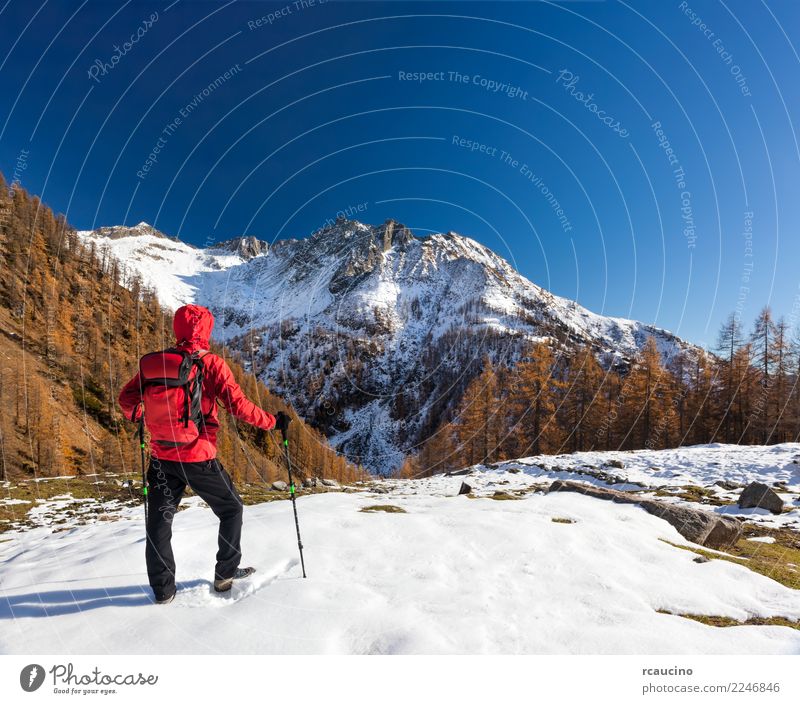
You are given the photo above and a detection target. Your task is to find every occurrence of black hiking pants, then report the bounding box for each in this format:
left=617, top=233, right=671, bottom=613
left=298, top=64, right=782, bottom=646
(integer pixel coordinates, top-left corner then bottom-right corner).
left=145, top=457, right=243, bottom=599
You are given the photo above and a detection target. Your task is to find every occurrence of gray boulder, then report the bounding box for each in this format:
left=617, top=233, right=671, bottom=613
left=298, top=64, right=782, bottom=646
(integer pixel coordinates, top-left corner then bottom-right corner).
left=714, top=480, right=741, bottom=491
left=738, top=482, right=784, bottom=515
left=548, top=480, right=742, bottom=549
left=605, top=459, right=625, bottom=469
left=271, top=481, right=288, bottom=492
left=302, top=477, right=317, bottom=488
left=321, top=478, right=339, bottom=488
left=458, top=482, right=472, bottom=495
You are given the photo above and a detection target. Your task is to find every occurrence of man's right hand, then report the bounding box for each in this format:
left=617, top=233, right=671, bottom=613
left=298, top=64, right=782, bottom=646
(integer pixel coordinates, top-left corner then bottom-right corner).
left=274, top=411, right=291, bottom=433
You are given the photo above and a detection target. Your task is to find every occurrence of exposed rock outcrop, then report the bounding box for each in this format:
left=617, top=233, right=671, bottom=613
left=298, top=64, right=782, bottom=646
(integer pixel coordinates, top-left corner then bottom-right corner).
left=548, top=480, right=742, bottom=549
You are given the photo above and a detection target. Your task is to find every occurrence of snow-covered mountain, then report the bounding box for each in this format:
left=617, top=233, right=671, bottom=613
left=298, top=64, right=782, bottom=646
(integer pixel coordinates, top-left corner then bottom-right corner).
left=78, top=218, right=698, bottom=472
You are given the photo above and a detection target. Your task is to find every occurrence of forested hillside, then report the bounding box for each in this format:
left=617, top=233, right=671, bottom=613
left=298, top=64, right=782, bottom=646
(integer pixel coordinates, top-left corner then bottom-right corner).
left=411, top=316, right=800, bottom=476
left=0, top=173, right=361, bottom=485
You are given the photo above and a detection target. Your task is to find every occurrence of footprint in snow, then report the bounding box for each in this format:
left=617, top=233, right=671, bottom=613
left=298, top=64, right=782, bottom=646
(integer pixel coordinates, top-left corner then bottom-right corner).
left=173, top=558, right=299, bottom=608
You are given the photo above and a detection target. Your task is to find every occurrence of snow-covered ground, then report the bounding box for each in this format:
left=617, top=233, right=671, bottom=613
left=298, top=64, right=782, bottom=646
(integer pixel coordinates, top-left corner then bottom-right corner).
left=496, top=443, right=800, bottom=490
left=2, top=446, right=800, bottom=655
left=445, top=443, right=800, bottom=532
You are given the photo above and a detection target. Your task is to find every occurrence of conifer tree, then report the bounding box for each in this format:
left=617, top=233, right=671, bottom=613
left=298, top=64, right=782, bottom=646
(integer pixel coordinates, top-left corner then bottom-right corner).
left=509, top=343, right=562, bottom=456
left=451, top=358, right=502, bottom=466
left=715, top=314, right=745, bottom=442
left=561, top=346, right=605, bottom=452
left=751, top=307, right=776, bottom=443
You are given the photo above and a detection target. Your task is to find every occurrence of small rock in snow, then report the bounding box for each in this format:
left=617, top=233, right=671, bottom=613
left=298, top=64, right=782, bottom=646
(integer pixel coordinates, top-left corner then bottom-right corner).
left=715, top=480, right=741, bottom=491
left=445, top=468, right=473, bottom=477
left=458, top=482, right=472, bottom=495
left=738, top=482, right=784, bottom=515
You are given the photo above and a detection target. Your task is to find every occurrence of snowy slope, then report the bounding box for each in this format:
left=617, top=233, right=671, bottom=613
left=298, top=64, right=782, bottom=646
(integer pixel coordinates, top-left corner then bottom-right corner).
left=78, top=219, right=699, bottom=472
left=2, top=478, right=800, bottom=654
left=76, top=223, right=256, bottom=311
left=459, top=442, right=800, bottom=532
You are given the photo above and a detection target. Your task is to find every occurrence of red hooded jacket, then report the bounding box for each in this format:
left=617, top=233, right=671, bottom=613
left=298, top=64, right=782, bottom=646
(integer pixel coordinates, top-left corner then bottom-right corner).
left=118, top=304, right=276, bottom=462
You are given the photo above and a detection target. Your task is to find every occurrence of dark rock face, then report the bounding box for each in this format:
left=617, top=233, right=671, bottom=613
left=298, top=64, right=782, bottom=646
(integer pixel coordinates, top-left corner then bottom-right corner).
left=377, top=219, right=414, bottom=252
left=547, top=480, right=742, bottom=549
left=738, top=482, right=784, bottom=515
left=212, top=236, right=268, bottom=259
left=327, top=219, right=416, bottom=295
left=458, top=482, right=472, bottom=495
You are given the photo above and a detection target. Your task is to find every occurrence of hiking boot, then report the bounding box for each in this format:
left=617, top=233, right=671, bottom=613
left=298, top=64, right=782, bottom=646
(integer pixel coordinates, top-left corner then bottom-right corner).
left=213, top=566, right=256, bottom=593
left=154, top=591, right=176, bottom=605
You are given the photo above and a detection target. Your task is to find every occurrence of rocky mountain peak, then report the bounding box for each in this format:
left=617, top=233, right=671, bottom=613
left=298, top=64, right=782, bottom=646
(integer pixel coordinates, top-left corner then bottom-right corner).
left=376, top=218, right=415, bottom=251
left=89, top=221, right=174, bottom=241
left=308, top=218, right=415, bottom=251
left=210, top=236, right=268, bottom=259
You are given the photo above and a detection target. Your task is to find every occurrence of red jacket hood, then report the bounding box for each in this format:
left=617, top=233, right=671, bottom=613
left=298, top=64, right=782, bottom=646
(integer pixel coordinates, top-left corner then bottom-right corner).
left=173, top=304, right=214, bottom=352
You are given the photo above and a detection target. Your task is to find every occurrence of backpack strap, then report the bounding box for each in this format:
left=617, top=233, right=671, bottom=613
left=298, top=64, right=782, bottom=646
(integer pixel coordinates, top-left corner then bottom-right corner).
left=189, top=351, right=209, bottom=428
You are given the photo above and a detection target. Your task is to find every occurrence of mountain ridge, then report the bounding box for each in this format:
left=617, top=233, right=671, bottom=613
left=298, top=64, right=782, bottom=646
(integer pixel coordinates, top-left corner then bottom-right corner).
left=78, top=217, right=699, bottom=472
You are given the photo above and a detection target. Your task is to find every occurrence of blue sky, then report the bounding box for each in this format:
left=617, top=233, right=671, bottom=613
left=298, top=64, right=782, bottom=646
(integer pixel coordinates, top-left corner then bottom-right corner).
left=1, top=0, right=799, bottom=348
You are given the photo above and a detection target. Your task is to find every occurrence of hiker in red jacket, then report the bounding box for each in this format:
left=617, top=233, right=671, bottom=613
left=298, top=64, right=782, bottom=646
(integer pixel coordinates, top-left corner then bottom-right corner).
left=119, top=304, right=290, bottom=603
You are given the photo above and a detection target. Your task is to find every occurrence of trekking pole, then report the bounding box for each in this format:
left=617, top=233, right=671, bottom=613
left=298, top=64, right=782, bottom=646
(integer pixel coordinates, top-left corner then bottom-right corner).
left=138, top=415, right=149, bottom=524
left=276, top=427, right=307, bottom=578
